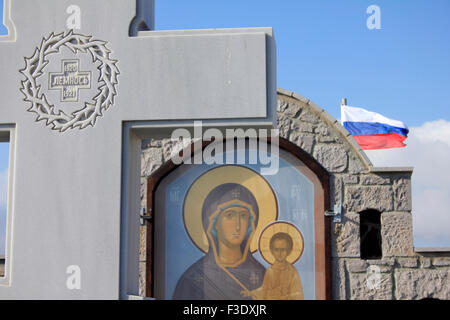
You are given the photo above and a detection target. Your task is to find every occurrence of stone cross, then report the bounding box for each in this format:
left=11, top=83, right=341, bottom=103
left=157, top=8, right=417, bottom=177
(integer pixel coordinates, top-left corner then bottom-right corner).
left=0, top=0, right=275, bottom=299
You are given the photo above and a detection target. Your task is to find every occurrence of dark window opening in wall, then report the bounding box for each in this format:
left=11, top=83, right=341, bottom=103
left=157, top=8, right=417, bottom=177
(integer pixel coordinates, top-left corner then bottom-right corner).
left=360, top=209, right=382, bottom=259
left=0, top=140, right=10, bottom=278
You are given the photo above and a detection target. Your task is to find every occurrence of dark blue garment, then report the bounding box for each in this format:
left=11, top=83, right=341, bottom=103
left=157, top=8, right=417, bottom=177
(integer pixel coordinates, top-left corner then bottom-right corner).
left=173, top=252, right=266, bottom=300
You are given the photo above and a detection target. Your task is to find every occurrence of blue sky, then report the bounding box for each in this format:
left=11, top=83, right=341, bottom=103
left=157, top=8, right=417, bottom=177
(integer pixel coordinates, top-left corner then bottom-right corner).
left=155, top=0, right=450, bottom=126
left=0, top=1, right=449, bottom=251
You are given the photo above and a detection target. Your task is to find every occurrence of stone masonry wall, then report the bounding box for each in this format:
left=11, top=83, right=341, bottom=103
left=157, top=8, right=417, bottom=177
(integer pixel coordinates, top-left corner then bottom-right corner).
left=139, top=88, right=450, bottom=299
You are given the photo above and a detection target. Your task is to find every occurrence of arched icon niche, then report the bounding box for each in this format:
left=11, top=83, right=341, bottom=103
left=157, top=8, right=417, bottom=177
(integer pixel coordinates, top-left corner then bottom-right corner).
left=145, top=138, right=332, bottom=300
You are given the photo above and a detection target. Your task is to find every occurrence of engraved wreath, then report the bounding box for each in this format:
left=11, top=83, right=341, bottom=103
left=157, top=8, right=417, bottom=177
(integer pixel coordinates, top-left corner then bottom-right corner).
left=20, top=31, right=119, bottom=132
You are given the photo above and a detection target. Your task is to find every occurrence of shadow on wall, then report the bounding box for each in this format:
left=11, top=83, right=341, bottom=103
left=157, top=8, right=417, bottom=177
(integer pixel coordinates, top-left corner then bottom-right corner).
left=0, top=258, right=4, bottom=277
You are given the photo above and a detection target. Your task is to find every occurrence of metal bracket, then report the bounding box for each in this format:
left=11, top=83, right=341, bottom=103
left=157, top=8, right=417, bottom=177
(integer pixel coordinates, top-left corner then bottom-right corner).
left=140, top=207, right=152, bottom=226
left=324, top=202, right=342, bottom=223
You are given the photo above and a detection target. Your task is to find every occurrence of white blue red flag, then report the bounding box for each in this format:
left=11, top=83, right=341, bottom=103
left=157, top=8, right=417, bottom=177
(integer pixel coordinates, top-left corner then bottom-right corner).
left=341, top=105, right=409, bottom=150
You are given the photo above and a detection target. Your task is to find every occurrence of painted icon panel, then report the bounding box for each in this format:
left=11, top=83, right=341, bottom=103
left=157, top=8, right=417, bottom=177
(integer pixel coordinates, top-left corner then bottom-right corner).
left=154, top=146, right=325, bottom=299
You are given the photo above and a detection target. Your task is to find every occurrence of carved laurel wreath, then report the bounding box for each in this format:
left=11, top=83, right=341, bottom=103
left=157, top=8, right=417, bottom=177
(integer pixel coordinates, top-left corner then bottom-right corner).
left=20, top=31, right=119, bottom=132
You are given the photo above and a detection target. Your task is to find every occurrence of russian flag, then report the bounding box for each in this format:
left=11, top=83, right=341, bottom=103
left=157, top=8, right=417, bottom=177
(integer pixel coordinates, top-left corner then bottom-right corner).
left=341, top=105, right=409, bottom=150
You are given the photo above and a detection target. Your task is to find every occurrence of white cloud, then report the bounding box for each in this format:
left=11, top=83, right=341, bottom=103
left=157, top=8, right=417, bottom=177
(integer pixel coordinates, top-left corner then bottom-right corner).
left=413, top=119, right=450, bottom=146
left=365, top=119, right=450, bottom=248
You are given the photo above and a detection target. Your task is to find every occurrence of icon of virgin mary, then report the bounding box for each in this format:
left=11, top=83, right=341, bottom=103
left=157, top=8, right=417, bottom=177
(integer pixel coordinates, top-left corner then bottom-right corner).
left=173, top=183, right=266, bottom=300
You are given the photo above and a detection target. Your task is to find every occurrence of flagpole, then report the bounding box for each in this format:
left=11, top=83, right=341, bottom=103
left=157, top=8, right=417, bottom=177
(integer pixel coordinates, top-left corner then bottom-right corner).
left=340, top=98, right=347, bottom=124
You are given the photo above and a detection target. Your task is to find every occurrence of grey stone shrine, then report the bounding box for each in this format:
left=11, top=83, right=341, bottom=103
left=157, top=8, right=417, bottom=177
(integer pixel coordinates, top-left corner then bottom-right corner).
left=0, top=0, right=449, bottom=300
left=0, top=0, right=275, bottom=299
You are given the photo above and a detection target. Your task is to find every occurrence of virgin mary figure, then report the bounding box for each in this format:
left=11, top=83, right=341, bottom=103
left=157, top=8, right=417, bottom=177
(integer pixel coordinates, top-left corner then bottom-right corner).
left=173, top=183, right=266, bottom=299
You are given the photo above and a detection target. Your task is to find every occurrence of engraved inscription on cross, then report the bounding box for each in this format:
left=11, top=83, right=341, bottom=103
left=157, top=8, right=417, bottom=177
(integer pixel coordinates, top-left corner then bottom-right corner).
left=48, top=59, right=91, bottom=102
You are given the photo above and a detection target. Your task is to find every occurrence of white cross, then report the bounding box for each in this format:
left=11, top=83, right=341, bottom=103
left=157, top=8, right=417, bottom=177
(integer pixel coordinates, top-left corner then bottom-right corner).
left=232, top=188, right=241, bottom=199
left=250, top=271, right=260, bottom=286
left=0, top=0, right=275, bottom=299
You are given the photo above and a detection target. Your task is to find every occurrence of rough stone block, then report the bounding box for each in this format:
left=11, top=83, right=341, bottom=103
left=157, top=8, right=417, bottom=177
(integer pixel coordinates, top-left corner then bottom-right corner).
left=342, top=175, right=359, bottom=184
left=346, top=259, right=395, bottom=274
left=139, top=262, right=147, bottom=297
left=348, top=154, right=368, bottom=174
left=283, top=102, right=302, bottom=118
left=277, top=98, right=288, bottom=113
left=140, top=177, right=147, bottom=202
left=291, top=119, right=314, bottom=133
left=344, top=185, right=393, bottom=212
left=318, top=135, right=337, bottom=143
left=381, top=212, right=414, bottom=257
left=420, top=258, right=432, bottom=268
left=277, top=113, right=291, bottom=138
left=315, top=123, right=340, bottom=143
left=289, top=132, right=314, bottom=154
left=298, top=109, right=320, bottom=124
left=162, top=137, right=194, bottom=162
left=347, top=259, right=394, bottom=273
left=360, top=174, right=390, bottom=185
left=162, top=138, right=176, bottom=162
left=432, top=258, right=450, bottom=267
left=350, top=272, right=393, bottom=300
left=331, top=175, right=343, bottom=207
left=397, top=257, right=418, bottom=268
left=332, top=212, right=360, bottom=257
left=141, top=147, right=163, bottom=176
left=393, top=177, right=412, bottom=211
left=395, top=269, right=450, bottom=300
left=347, top=260, right=368, bottom=273
left=367, top=264, right=393, bottom=273
left=313, top=145, right=348, bottom=173
left=314, top=123, right=329, bottom=136
left=367, top=258, right=396, bottom=266
left=139, top=225, right=147, bottom=262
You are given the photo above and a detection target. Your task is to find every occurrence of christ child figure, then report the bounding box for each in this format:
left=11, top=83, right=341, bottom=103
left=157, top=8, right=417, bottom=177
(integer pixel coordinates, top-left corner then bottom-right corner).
left=261, top=232, right=304, bottom=300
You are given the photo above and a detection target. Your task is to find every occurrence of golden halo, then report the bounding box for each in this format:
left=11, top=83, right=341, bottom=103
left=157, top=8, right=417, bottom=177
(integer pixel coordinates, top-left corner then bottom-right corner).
left=183, top=165, right=278, bottom=253
left=258, top=222, right=304, bottom=264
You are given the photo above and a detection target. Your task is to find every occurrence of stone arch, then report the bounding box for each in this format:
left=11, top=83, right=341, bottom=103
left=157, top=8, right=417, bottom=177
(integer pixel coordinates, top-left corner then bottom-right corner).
left=144, top=136, right=333, bottom=298
left=139, top=88, right=420, bottom=300
left=276, top=87, right=372, bottom=175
